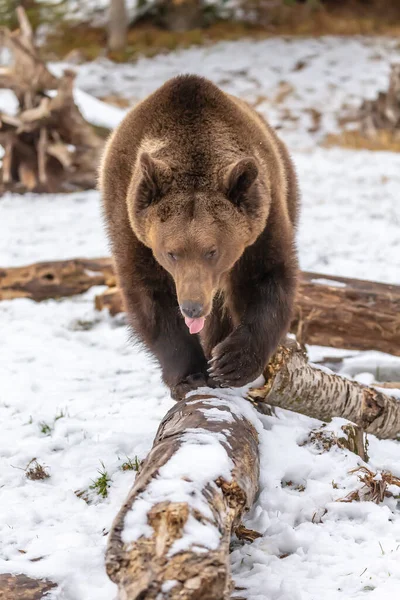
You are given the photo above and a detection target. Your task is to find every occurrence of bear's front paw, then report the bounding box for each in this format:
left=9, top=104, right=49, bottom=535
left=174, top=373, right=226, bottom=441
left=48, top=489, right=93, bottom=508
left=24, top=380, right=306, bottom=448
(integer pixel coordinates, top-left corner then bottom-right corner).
left=208, top=328, right=265, bottom=388
left=170, top=372, right=216, bottom=401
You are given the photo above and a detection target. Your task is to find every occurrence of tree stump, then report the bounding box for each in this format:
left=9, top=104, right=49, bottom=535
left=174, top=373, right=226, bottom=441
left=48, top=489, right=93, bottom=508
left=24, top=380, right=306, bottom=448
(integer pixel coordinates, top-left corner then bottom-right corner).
left=0, top=7, right=104, bottom=193
left=351, top=63, right=400, bottom=140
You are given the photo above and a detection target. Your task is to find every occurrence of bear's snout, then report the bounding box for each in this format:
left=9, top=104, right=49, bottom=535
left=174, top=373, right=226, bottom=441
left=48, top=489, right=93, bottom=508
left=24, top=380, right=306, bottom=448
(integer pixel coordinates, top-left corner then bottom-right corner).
left=180, top=300, right=204, bottom=319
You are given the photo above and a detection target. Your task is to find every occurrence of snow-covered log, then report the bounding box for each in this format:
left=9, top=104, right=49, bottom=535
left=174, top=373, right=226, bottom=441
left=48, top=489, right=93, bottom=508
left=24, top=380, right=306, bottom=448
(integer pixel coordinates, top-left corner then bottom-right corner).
left=250, top=339, right=400, bottom=441
left=105, top=337, right=400, bottom=598
left=105, top=339, right=399, bottom=596
left=106, top=391, right=260, bottom=600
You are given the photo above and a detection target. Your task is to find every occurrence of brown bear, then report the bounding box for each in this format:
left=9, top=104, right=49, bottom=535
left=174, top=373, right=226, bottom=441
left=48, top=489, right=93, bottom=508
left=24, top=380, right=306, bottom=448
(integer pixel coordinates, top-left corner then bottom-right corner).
left=100, top=75, right=299, bottom=400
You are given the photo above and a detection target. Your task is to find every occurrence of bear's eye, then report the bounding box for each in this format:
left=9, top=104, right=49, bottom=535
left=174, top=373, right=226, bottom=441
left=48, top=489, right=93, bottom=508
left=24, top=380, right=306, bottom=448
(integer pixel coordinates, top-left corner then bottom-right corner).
left=205, top=249, right=217, bottom=260
left=167, top=252, right=178, bottom=262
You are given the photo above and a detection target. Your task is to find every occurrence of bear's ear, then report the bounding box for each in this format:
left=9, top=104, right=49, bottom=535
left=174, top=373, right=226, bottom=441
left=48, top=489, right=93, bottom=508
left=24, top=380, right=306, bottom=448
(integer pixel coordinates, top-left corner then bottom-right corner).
left=223, top=158, right=258, bottom=206
left=136, top=152, right=172, bottom=209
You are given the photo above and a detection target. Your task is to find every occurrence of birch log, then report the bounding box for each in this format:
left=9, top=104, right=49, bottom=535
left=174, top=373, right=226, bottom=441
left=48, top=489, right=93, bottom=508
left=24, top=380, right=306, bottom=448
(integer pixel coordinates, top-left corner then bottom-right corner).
left=106, top=393, right=259, bottom=600
left=249, top=339, right=400, bottom=440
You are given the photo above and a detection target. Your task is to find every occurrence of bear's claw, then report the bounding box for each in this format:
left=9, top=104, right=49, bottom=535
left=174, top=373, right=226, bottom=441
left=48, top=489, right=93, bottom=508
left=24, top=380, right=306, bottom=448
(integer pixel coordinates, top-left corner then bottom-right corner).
left=170, top=372, right=217, bottom=400
left=208, top=329, right=264, bottom=388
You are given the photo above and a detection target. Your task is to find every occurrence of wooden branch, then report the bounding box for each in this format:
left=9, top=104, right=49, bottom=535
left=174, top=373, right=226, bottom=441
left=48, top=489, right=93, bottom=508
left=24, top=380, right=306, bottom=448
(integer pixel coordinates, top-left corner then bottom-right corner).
left=16, top=5, right=34, bottom=45
left=38, top=127, right=47, bottom=184
left=94, top=285, right=123, bottom=316
left=18, top=97, right=51, bottom=127
left=1, top=135, right=13, bottom=184
left=0, top=258, right=115, bottom=301
left=0, top=114, right=22, bottom=129
left=0, top=9, right=58, bottom=96
left=106, top=393, right=259, bottom=599
left=249, top=340, right=400, bottom=440
left=94, top=269, right=400, bottom=357
left=47, top=139, right=74, bottom=169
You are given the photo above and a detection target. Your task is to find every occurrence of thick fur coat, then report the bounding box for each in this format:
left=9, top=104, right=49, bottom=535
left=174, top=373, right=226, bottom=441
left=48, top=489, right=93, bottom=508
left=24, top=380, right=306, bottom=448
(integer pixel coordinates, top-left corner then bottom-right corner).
left=100, top=75, right=299, bottom=399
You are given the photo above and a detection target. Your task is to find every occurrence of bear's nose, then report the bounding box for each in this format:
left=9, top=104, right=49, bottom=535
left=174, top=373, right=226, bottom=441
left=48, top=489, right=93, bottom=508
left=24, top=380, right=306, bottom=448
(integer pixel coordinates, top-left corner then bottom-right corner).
left=180, top=301, right=203, bottom=319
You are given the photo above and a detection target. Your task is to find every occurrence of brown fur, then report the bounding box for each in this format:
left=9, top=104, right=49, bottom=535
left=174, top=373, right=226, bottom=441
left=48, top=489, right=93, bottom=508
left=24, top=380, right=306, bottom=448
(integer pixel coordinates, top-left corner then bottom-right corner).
left=100, top=75, right=299, bottom=399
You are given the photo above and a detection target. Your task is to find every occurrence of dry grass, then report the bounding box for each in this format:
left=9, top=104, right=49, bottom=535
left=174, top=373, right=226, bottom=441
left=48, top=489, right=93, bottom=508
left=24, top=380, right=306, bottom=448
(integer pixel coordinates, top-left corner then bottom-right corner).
left=235, top=524, right=263, bottom=542
left=40, top=2, right=400, bottom=63
left=324, top=130, right=400, bottom=153
left=339, top=466, right=400, bottom=504
left=25, top=459, right=50, bottom=481
left=301, top=423, right=368, bottom=460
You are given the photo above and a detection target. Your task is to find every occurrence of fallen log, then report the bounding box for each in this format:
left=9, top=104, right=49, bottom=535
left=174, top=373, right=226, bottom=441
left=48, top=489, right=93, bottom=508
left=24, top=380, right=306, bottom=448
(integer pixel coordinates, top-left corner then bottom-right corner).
left=0, top=258, right=115, bottom=301
left=106, top=391, right=260, bottom=600
left=292, top=271, right=400, bottom=356
left=106, top=339, right=399, bottom=599
left=250, top=340, right=400, bottom=440
left=2, top=257, right=399, bottom=356
left=95, top=269, right=400, bottom=357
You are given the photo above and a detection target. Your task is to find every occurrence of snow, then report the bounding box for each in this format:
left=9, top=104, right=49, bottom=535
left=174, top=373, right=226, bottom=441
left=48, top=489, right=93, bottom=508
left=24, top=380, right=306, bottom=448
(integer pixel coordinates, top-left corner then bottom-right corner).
left=41, top=0, right=140, bottom=26
left=122, top=389, right=264, bottom=551
left=311, top=278, right=347, bottom=288
left=1, top=35, right=400, bottom=600
left=52, top=36, right=400, bottom=150
left=123, top=424, right=234, bottom=545
left=0, top=90, right=19, bottom=117
left=2, top=147, right=399, bottom=283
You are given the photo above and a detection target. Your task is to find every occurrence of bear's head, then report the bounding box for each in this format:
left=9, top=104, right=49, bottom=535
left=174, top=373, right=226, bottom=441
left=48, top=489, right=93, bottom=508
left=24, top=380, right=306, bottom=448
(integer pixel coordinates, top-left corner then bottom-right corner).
left=127, top=152, right=269, bottom=334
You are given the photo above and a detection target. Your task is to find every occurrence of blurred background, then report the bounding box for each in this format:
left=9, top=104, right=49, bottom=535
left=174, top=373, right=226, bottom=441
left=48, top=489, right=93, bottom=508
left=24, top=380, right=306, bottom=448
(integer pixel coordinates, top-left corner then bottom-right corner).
left=2, top=0, right=400, bottom=58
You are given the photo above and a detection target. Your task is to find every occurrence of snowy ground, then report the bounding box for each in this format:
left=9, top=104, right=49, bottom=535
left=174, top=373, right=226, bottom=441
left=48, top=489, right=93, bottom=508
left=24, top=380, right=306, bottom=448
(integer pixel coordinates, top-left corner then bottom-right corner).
left=1, top=36, right=400, bottom=600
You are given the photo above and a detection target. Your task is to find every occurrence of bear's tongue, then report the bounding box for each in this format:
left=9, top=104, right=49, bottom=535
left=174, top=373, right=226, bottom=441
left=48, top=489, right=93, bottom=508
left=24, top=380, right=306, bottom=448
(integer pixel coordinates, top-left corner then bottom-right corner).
left=184, top=317, right=205, bottom=335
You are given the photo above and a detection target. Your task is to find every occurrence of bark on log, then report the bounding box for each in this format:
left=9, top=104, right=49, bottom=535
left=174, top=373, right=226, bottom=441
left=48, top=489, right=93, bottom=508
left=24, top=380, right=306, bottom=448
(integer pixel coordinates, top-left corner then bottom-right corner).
left=94, top=269, right=400, bottom=357
left=0, top=574, right=56, bottom=600
left=106, top=393, right=259, bottom=599
left=0, top=8, right=104, bottom=193
left=0, top=258, right=115, bottom=301
left=292, top=271, right=400, bottom=356
left=249, top=339, right=400, bottom=440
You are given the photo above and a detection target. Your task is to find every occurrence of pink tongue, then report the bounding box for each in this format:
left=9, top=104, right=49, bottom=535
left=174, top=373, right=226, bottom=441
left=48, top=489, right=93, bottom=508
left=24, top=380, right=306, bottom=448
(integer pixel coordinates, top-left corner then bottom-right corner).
left=185, top=317, right=205, bottom=335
